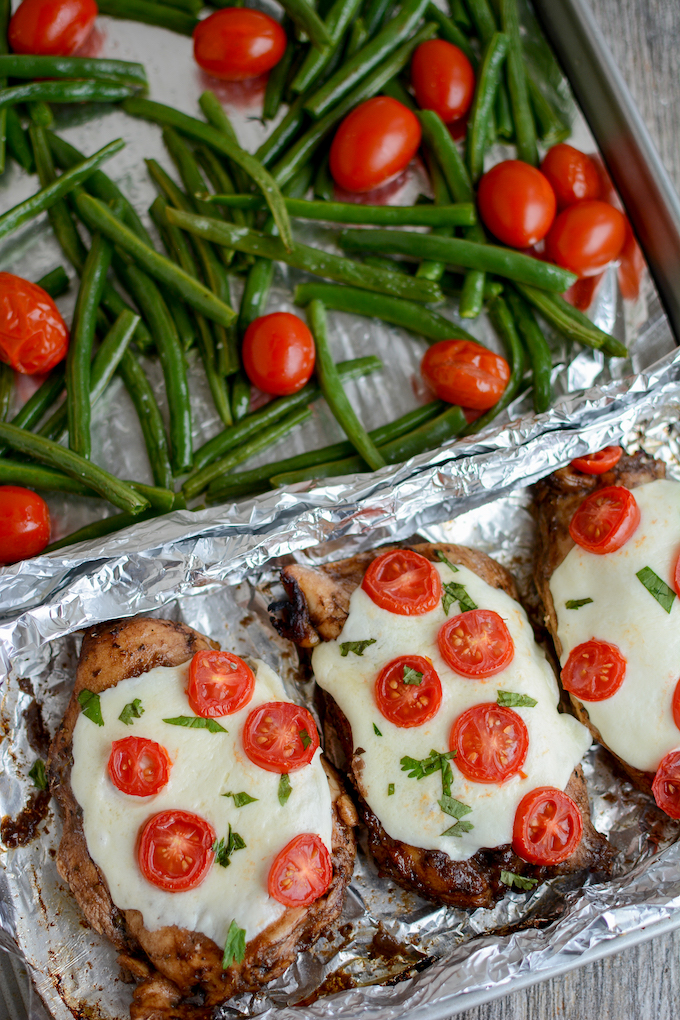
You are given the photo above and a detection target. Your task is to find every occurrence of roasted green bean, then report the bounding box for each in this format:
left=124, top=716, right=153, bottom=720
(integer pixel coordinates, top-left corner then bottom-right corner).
left=203, top=193, right=476, bottom=226
left=291, top=0, right=363, bottom=94
left=505, top=287, right=552, bottom=412
left=117, top=348, right=173, bottom=490
left=96, top=0, right=198, bottom=35
left=0, top=55, right=148, bottom=90
left=515, top=283, right=628, bottom=357
left=466, top=32, right=509, bottom=182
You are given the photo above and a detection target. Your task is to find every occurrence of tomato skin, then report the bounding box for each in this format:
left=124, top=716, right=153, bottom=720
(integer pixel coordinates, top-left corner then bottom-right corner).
left=375, top=654, right=442, bottom=728
left=652, top=750, right=680, bottom=819
left=438, top=609, right=514, bottom=679
left=545, top=200, right=626, bottom=278
left=243, top=701, right=319, bottom=773
left=187, top=649, right=255, bottom=718
left=570, top=446, right=623, bottom=475
left=671, top=677, right=680, bottom=730
left=450, top=703, right=528, bottom=783
left=242, top=312, right=315, bottom=396
left=410, top=39, right=475, bottom=124
left=421, top=339, right=510, bottom=410
left=477, top=161, right=556, bottom=249
left=561, top=640, right=626, bottom=702
left=0, top=273, right=69, bottom=374
left=330, top=96, right=422, bottom=194
left=0, top=486, right=51, bottom=564
left=362, top=549, right=442, bottom=616
left=268, top=833, right=332, bottom=907
left=193, top=8, right=286, bottom=82
left=9, top=0, right=97, bottom=56
left=512, top=786, right=583, bottom=865
left=138, top=810, right=215, bottom=892
left=108, top=737, right=172, bottom=797
left=569, top=485, right=640, bottom=554
left=674, top=552, right=680, bottom=600
left=540, top=144, right=601, bottom=210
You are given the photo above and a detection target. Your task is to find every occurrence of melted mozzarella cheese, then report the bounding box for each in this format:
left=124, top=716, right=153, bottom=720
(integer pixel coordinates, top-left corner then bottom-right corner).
left=312, top=561, right=591, bottom=860
left=71, top=659, right=332, bottom=946
left=550, top=478, right=680, bottom=773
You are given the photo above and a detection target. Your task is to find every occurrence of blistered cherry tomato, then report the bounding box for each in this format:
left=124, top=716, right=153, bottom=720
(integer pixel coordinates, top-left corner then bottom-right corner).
left=9, top=0, right=97, bottom=56
left=545, top=200, right=626, bottom=278
left=362, top=548, right=442, bottom=616
left=410, top=39, right=475, bottom=124
left=652, top=750, right=680, bottom=819
left=138, top=810, right=215, bottom=892
left=242, top=312, right=315, bottom=396
left=108, top=736, right=171, bottom=797
left=512, top=786, right=583, bottom=865
left=329, top=96, right=422, bottom=194
left=187, top=649, right=255, bottom=718
left=193, top=8, right=286, bottom=82
left=0, top=273, right=69, bottom=374
left=561, top=640, right=626, bottom=702
left=0, top=486, right=51, bottom=564
left=438, top=609, right=514, bottom=679
left=451, top=703, right=528, bottom=783
left=375, top=654, right=442, bottom=728
left=540, top=144, right=601, bottom=210
left=243, top=701, right=319, bottom=773
left=268, top=833, right=332, bottom=907
left=568, top=485, right=640, bottom=554
left=570, top=446, right=623, bottom=475
left=421, top=339, right=510, bottom=410
left=477, top=160, right=556, bottom=249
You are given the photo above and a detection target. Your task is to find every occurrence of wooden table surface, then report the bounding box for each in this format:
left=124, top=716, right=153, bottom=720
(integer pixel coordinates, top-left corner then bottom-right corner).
left=456, top=1, right=680, bottom=1017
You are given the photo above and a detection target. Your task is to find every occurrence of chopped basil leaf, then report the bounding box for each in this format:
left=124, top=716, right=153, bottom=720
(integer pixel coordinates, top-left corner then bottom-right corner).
left=436, top=550, right=459, bottom=573
left=119, top=698, right=144, bottom=725
left=403, top=665, right=423, bottom=685
left=441, top=819, right=474, bottom=837
left=400, top=749, right=456, bottom=782
left=339, top=638, right=377, bottom=657
left=438, top=793, right=472, bottom=820
left=565, top=598, right=593, bottom=610
left=213, top=825, right=247, bottom=867
left=442, top=580, right=478, bottom=616
left=300, top=728, right=312, bottom=750
left=222, top=919, right=247, bottom=969
left=29, top=759, right=47, bottom=791
left=373, top=722, right=382, bottom=736
left=496, top=691, right=537, bottom=708
left=636, top=566, right=676, bottom=614
left=223, top=791, right=258, bottom=807
left=278, top=773, right=292, bottom=806
left=387, top=783, right=395, bottom=796
left=500, top=870, right=538, bottom=890
left=78, top=689, right=104, bottom=726
left=163, top=716, right=227, bottom=733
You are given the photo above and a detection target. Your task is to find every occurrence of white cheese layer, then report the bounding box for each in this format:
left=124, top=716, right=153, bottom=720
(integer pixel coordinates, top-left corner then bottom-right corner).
left=71, top=659, right=333, bottom=946
left=312, top=561, right=591, bottom=860
left=550, top=478, right=680, bottom=773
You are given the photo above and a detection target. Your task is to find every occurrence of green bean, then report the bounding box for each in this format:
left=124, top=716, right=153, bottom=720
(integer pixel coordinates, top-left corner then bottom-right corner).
left=6, top=107, right=33, bottom=173
left=30, top=123, right=88, bottom=274
left=417, top=149, right=453, bottom=282
left=424, top=3, right=475, bottom=62
left=527, top=74, right=569, bottom=146
left=514, top=283, right=628, bottom=358
left=0, top=363, right=12, bottom=422
left=462, top=293, right=525, bottom=435
left=255, top=95, right=308, bottom=170
left=36, top=266, right=69, bottom=299
left=500, top=0, right=537, bottom=164
left=466, top=32, right=509, bottom=182
left=263, top=32, right=295, bottom=120
left=0, top=80, right=134, bottom=113
left=0, top=459, right=95, bottom=496
left=230, top=371, right=251, bottom=422
left=313, top=154, right=334, bottom=201
left=29, top=100, right=53, bottom=128
left=129, top=482, right=174, bottom=512
left=194, top=144, right=246, bottom=229
left=2, top=369, right=65, bottom=447
left=459, top=223, right=487, bottom=318
left=494, top=78, right=514, bottom=140
left=96, top=0, right=197, bottom=34
left=281, top=0, right=331, bottom=49
left=291, top=0, right=363, bottom=94
left=0, top=55, right=148, bottom=90
left=382, top=74, right=418, bottom=111
left=162, top=126, right=219, bottom=222
left=463, top=0, right=496, bottom=40
left=156, top=0, right=201, bottom=13
left=203, top=193, right=476, bottom=226
left=505, top=287, right=551, bottom=412
left=161, top=290, right=195, bottom=352
left=344, top=16, right=367, bottom=58
left=418, top=109, right=473, bottom=203
left=45, top=508, right=159, bottom=553
left=117, top=348, right=173, bottom=489
left=450, top=0, right=472, bottom=30
left=0, top=0, right=9, bottom=176
left=363, top=254, right=410, bottom=274
left=363, top=0, right=391, bottom=36
left=337, top=227, right=577, bottom=291
left=197, top=90, right=251, bottom=196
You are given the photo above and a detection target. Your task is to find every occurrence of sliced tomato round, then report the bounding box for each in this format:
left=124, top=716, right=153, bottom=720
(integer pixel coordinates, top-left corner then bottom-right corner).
left=243, top=701, right=319, bottom=773
left=512, top=786, right=583, bottom=865
left=421, top=339, right=510, bottom=410
left=450, top=703, right=529, bottom=783
left=187, top=649, right=255, bottom=718
left=362, top=548, right=442, bottom=616
left=674, top=551, right=680, bottom=600
left=108, top=736, right=172, bottom=797
left=138, top=810, right=215, bottom=891
left=652, top=749, right=680, bottom=819
left=268, top=833, right=332, bottom=907
left=671, top=678, right=680, bottom=731
left=438, top=609, right=514, bottom=679
left=568, top=485, right=640, bottom=554
left=561, top=640, right=626, bottom=702
left=375, top=654, right=442, bottom=728
left=570, top=446, right=623, bottom=475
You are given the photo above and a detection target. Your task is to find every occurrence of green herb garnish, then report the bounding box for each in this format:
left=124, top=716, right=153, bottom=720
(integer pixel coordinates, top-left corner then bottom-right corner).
left=78, top=689, right=104, bottom=726
left=213, top=825, right=247, bottom=868
left=402, top=665, right=423, bottom=685
left=387, top=783, right=395, bottom=796
left=436, top=550, right=459, bottom=573
left=223, top=791, right=258, bottom=807
left=565, top=598, right=593, bottom=610
left=119, top=698, right=144, bottom=725
left=400, top=749, right=456, bottom=784
left=163, top=716, right=227, bottom=733
left=373, top=722, right=382, bottom=736
left=496, top=691, right=537, bottom=708
left=500, top=870, right=538, bottom=890
left=300, top=728, right=311, bottom=750
left=636, top=566, right=676, bottom=614
left=339, top=638, right=376, bottom=657
left=278, top=773, right=292, bottom=806
left=439, top=793, right=474, bottom=836
left=222, top=919, right=247, bottom=969
left=442, top=581, right=478, bottom=616
left=29, top=759, right=47, bottom=790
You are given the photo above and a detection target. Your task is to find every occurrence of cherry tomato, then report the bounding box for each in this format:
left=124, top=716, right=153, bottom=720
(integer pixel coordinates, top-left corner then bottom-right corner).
left=438, top=609, right=514, bottom=679
left=187, top=649, right=255, bottom=718
left=410, top=39, right=475, bottom=124
left=108, top=736, right=171, bottom=797
left=540, top=144, right=601, bottom=210
left=0, top=273, right=69, bottom=374
left=243, top=701, right=319, bottom=773
left=268, top=833, right=332, bottom=907
left=421, top=339, right=510, bottom=410
left=652, top=750, right=680, bottom=819
left=564, top=273, right=602, bottom=312
left=561, top=640, right=626, bottom=702
left=477, top=160, right=556, bottom=249
left=242, top=312, right=315, bottom=397
left=450, top=703, right=528, bottom=784
left=512, top=786, right=583, bottom=865
left=671, top=677, right=680, bottom=730
left=617, top=217, right=644, bottom=301
left=375, top=654, right=442, bottom=728
left=545, top=200, right=626, bottom=278
left=570, top=446, right=623, bottom=475
left=193, top=8, right=286, bottom=82
left=362, top=548, right=442, bottom=616
left=138, top=810, right=215, bottom=891
left=568, top=485, right=640, bottom=554
left=9, top=0, right=97, bottom=56
left=0, top=486, right=51, bottom=564
left=329, top=96, right=422, bottom=194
